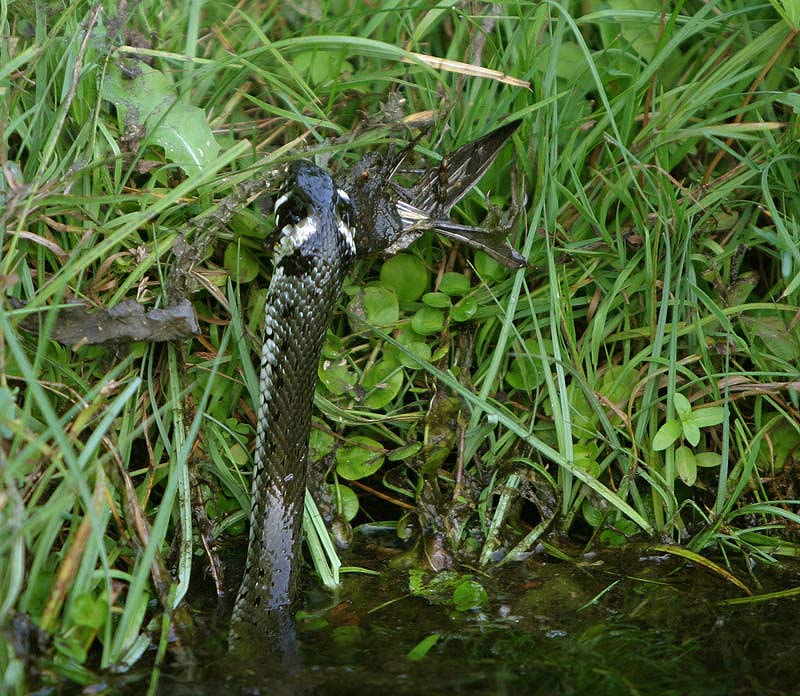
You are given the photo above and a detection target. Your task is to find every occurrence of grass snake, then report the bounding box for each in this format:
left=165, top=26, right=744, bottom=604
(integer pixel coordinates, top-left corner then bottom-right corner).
left=229, top=121, right=522, bottom=652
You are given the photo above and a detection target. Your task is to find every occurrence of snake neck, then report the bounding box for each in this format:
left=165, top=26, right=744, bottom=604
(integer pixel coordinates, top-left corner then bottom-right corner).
left=230, top=163, right=354, bottom=648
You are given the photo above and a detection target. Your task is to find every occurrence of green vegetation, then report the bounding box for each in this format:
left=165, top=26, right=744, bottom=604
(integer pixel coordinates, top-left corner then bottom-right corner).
left=2, top=0, right=799, bottom=689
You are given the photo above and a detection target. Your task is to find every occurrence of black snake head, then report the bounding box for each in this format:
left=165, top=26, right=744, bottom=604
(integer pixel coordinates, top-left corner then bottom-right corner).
left=271, top=161, right=356, bottom=276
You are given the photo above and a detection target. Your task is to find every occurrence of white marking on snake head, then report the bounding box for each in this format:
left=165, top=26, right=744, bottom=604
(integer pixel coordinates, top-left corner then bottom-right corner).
left=273, top=215, right=318, bottom=261
left=274, top=192, right=290, bottom=214
left=339, top=219, right=356, bottom=255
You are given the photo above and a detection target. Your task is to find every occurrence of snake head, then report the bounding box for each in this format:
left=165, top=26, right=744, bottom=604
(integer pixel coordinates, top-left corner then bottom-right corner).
left=271, top=161, right=356, bottom=269
left=274, top=161, right=336, bottom=229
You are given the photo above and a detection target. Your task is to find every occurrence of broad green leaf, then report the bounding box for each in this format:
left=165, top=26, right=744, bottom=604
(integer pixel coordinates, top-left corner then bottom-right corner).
left=323, top=332, right=345, bottom=357
left=387, top=334, right=432, bottom=368
left=749, top=314, right=800, bottom=362
left=226, top=443, right=249, bottom=468
left=474, top=251, right=505, bottom=282
left=683, top=422, right=701, bottom=447
left=770, top=0, right=800, bottom=29
left=102, top=64, right=219, bottom=176
left=431, top=343, right=449, bottom=361
left=653, top=419, right=682, bottom=451
left=54, top=635, right=87, bottom=663
left=599, top=364, right=638, bottom=405
left=387, top=441, right=423, bottom=461
left=452, top=580, right=488, bottom=612
left=674, top=392, right=692, bottom=420
left=308, top=428, right=336, bottom=462
left=727, top=271, right=758, bottom=305
left=574, top=443, right=601, bottom=477
left=292, top=50, right=354, bottom=85
left=230, top=208, right=269, bottom=239
left=609, top=0, right=662, bottom=61
left=689, top=407, right=725, bottom=428
left=69, top=594, right=106, bottom=629
left=380, top=254, right=428, bottom=303
left=362, top=361, right=403, bottom=409
left=223, top=244, right=260, bottom=283
left=599, top=529, right=628, bottom=547
left=756, top=419, right=800, bottom=471
left=450, top=296, right=478, bottom=322
left=330, top=484, right=359, bottom=521
left=505, top=359, right=541, bottom=391
left=675, top=446, right=697, bottom=486
left=335, top=436, right=385, bottom=480
left=422, top=292, right=452, bottom=309
left=777, top=92, right=800, bottom=114
left=318, top=360, right=356, bottom=396
left=362, top=286, right=399, bottom=326
left=582, top=499, right=603, bottom=528
left=696, top=452, right=722, bottom=468
left=411, top=306, right=445, bottom=336
left=505, top=338, right=543, bottom=392
left=439, top=272, right=471, bottom=296
left=552, top=41, right=587, bottom=81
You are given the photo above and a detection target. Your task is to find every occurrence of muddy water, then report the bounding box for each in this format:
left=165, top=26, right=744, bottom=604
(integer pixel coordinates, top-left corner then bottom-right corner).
left=141, top=537, right=800, bottom=696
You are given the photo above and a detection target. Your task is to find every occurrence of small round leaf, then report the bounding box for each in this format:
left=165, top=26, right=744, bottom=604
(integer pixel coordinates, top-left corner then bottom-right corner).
left=439, top=272, right=471, bottom=296
left=362, top=361, right=403, bottom=409
left=330, top=483, right=359, bottom=521
left=69, top=594, right=106, bottom=629
left=450, top=296, right=478, bottom=322
left=336, top=436, right=385, bottom=480
left=363, top=286, right=399, bottom=326
left=380, top=254, right=429, bottom=303
left=411, top=306, right=445, bottom=336
left=422, top=292, right=452, bottom=308
left=310, top=427, right=336, bottom=462
left=474, top=251, right=505, bottom=282
left=224, top=244, right=260, bottom=283
left=387, top=337, right=432, bottom=368
left=452, top=580, right=488, bottom=611
left=319, top=360, right=356, bottom=395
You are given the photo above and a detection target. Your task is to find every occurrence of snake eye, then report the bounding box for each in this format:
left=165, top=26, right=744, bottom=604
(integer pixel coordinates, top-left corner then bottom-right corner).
left=274, top=191, right=308, bottom=228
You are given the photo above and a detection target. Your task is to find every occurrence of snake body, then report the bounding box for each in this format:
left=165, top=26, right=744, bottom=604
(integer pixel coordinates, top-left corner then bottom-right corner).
left=229, top=162, right=355, bottom=645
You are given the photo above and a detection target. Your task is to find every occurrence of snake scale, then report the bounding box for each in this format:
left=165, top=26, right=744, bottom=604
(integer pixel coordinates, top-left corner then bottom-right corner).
left=229, top=121, right=522, bottom=650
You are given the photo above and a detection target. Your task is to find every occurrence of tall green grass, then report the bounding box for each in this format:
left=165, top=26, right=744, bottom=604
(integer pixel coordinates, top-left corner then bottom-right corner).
left=2, top=0, right=799, bottom=688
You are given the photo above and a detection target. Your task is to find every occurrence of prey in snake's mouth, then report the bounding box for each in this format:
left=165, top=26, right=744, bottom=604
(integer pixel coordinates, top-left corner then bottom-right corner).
left=348, top=118, right=526, bottom=269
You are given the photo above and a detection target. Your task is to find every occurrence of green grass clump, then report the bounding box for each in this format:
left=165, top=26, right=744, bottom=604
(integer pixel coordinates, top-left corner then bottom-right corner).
left=2, top=0, right=800, bottom=687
